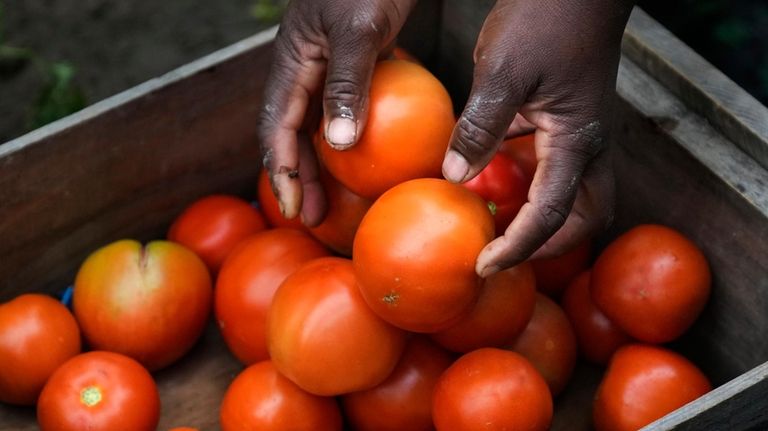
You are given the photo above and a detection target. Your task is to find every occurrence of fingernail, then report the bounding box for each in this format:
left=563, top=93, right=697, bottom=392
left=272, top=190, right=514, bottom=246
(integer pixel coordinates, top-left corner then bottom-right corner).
left=478, top=264, right=501, bottom=278
left=443, top=150, right=470, bottom=183
left=326, top=117, right=356, bottom=149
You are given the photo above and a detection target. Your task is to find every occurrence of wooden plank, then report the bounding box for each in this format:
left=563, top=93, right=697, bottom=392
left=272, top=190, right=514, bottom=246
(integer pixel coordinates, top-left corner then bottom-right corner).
left=0, top=28, right=278, bottom=301
left=623, top=8, right=768, bottom=171
left=643, top=361, right=768, bottom=430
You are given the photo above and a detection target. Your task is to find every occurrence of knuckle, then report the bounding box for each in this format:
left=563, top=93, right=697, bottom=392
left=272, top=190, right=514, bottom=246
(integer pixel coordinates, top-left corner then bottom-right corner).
left=454, top=115, right=501, bottom=160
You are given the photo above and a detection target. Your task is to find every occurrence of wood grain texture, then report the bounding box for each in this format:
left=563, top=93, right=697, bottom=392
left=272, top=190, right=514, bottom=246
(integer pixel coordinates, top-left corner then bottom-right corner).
left=623, top=8, right=768, bottom=171
left=0, top=28, right=278, bottom=302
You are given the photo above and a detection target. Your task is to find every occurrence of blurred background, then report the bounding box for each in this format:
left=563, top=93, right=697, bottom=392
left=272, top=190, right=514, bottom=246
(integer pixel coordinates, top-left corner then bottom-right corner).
left=0, top=0, right=766, bottom=143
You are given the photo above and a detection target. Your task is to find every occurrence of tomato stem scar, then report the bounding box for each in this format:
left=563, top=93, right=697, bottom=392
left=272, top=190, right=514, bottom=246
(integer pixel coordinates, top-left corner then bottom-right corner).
left=80, top=386, right=103, bottom=407
left=382, top=292, right=399, bottom=305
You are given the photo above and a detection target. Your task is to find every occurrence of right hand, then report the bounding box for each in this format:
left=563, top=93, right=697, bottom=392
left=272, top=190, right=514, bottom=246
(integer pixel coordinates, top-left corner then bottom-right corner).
left=256, top=0, right=417, bottom=226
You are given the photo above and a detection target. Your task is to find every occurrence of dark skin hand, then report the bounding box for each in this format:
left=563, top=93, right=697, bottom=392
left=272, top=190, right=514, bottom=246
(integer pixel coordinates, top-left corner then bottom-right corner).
left=257, top=0, right=635, bottom=277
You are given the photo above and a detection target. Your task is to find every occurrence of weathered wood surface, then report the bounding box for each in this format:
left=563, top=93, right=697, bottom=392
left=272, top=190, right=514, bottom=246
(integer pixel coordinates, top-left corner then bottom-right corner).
left=0, top=29, right=277, bottom=302
left=623, top=8, right=768, bottom=172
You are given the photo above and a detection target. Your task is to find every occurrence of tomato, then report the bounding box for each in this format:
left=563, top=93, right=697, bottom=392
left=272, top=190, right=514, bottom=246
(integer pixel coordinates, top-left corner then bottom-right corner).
left=462, top=151, right=529, bottom=236
left=308, top=170, right=373, bottom=256
left=432, top=348, right=552, bottom=431
left=593, top=344, right=712, bottom=431
left=353, top=178, right=495, bottom=333
left=168, top=194, right=267, bottom=273
left=215, top=228, right=330, bottom=365
left=168, top=428, right=198, bottom=431
left=257, top=169, right=307, bottom=231
left=268, top=257, right=407, bottom=396
left=314, top=60, right=455, bottom=199
left=499, top=133, right=537, bottom=181
left=37, top=351, right=160, bottom=431
left=73, top=240, right=212, bottom=371
left=220, top=360, right=342, bottom=431
left=432, top=262, right=536, bottom=353
left=0, top=294, right=81, bottom=405
left=561, top=270, right=632, bottom=365
left=506, top=293, right=578, bottom=396
left=341, top=336, right=454, bottom=431
left=591, top=224, right=711, bottom=343
left=530, top=238, right=592, bottom=299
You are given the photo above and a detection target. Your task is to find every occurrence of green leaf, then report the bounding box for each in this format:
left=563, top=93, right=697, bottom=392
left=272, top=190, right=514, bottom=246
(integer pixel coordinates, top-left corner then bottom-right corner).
left=28, top=62, right=87, bottom=130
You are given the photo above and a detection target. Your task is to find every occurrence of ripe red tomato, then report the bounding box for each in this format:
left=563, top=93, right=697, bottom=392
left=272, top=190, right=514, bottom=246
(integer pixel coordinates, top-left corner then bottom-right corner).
left=0, top=294, right=81, bottom=405
left=341, top=336, right=454, bottom=431
left=530, top=238, right=592, bottom=298
left=506, top=293, right=578, bottom=396
left=215, top=228, right=330, bottom=365
left=591, top=224, right=711, bottom=343
left=168, top=428, right=198, bottom=431
left=499, top=133, right=537, bottom=181
left=37, top=351, right=160, bottom=431
left=593, top=344, right=712, bottom=431
left=314, top=60, right=455, bottom=199
left=168, top=194, right=267, bottom=273
left=308, top=170, right=373, bottom=256
left=268, top=257, right=407, bottom=396
left=353, top=178, right=495, bottom=333
left=561, top=270, right=633, bottom=365
left=73, top=240, right=212, bottom=371
left=257, top=168, right=308, bottom=231
left=220, top=360, right=342, bottom=431
left=462, top=151, right=529, bottom=236
left=432, top=262, right=536, bottom=352
left=432, top=348, right=552, bottom=431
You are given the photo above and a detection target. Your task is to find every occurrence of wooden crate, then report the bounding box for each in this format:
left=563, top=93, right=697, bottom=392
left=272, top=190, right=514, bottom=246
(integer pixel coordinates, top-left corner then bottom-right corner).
left=1, top=3, right=767, bottom=430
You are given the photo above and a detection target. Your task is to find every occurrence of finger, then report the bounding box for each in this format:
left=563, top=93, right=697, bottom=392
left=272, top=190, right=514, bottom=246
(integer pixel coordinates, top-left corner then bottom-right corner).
left=443, top=6, right=534, bottom=183
left=476, top=122, right=606, bottom=276
left=257, top=31, right=326, bottom=220
left=529, top=146, right=614, bottom=260
left=296, top=130, right=327, bottom=227
left=321, top=10, right=395, bottom=150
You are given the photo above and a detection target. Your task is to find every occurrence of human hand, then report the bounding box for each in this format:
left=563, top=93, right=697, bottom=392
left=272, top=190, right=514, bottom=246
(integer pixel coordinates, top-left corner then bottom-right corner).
left=257, top=0, right=417, bottom=226
left=443, top=0, right=635, bottom=277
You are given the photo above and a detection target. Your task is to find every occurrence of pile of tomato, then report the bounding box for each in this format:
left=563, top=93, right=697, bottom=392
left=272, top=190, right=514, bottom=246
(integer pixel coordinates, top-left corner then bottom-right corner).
left=0, top=58, right=714, bottom=431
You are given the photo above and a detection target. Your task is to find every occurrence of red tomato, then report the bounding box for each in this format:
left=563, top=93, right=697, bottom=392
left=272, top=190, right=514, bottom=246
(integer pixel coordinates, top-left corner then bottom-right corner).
left=593, top=344, right=712, bottom=431
left=341, top=336, right=454, bottom=431
left=0, top=294, right=81, bottom=405
left=308, top=170, right=373, bottom=256
left=37, top=351, right=160, bottom=431
left=220, top=360, right=342, bottom=431
left=168, top=428, right=198, bottom=431
left=462, top=151, right=529, bottom=236
left=530, top=238, right=592, bottom=298
left=315, top=60, right=455, bottom=199
left=432, top=263, right=536, bottom=352
left=168, top=194, right=267, bottom=273
left=353, top=178, right=495, bottom=333
left=561, top=270, right=633, bottom=365
left=506, top=293, right=578, bottom=396
left=215, top=228, right=330, bottom=365
left=73, top=240, right=212, bottom=371
left=268, top=257, right=407, bottom=396
left=257, top=169, right=308, bottom=231
left=591, top=224, right=711, bottom=343
left=499, top=133, right=537, bottom=181
left=432, top=348, right=552, bottom=431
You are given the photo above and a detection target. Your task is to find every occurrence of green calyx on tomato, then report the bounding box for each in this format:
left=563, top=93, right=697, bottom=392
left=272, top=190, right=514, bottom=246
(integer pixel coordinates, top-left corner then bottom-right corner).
left=487, top=201, right=497, bottom=217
